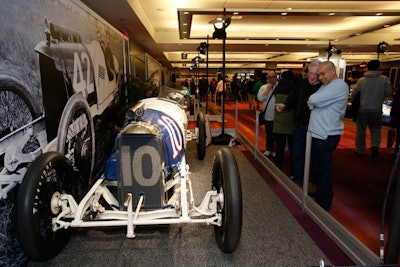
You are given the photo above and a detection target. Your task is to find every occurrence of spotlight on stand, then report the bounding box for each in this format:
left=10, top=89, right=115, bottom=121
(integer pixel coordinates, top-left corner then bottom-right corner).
left=377, top=41, right=389, bottom=59
left=211, top=17, right=231, bottom=39
left=327, top=42, right=341, bottom=60
left=209, top=9, right=233, bottom=145
left=197, top=42, right=208, bottom=55
left=192, top=56, right=202, bottom=64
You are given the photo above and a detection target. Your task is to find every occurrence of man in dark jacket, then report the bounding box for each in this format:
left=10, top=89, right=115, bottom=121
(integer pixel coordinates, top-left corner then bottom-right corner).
left=198, top=75, right=209, bottom=103
left=275, top=60, right=321, bottom=185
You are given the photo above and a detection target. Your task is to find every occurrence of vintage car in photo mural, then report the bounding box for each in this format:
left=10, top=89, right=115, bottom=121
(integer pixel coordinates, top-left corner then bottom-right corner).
left=0, top=0, right=127, bottom=264
left=0, top=1, right=127, bottom=201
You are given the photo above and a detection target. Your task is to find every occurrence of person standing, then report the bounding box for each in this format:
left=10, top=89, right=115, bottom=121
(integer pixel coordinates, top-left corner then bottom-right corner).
left=189, top=76, right=197, bottom=98
left=390, top=88, right=400, bottom=154
left=307, top=61, right=349, bottom=211
left=230, top=75, right=241, bottom=101
left=272, top=70, right=296, bottom=171
left=253, top=76, right=263, bottom=110
left=275, top=60, right=321, bottom=185
left=216, top=76, right=228, bottom=104
left=246, top=75, right=256, bottom=110
left=209, top=77, right=217, bottom=101
left=351, top=60, right=392, bottom=157
left=198, top=75, right=209, bottom=103
left=257, top=70, right=278, bottom=157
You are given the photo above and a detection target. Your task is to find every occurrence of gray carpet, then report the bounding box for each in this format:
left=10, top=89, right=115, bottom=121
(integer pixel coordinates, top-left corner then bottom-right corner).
left=27, top=143, right=331, bottom=266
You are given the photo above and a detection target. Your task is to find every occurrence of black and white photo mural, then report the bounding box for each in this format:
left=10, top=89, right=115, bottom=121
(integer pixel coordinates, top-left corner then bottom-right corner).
left=0, top=0, right=128, bottom=265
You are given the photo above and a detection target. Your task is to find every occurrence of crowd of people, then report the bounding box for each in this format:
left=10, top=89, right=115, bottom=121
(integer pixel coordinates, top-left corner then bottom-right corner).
left=179, top=59, right=393, bottom=211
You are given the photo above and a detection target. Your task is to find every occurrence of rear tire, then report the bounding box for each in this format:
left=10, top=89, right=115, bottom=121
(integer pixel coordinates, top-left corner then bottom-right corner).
left=16, top=152, right=79, bottom=261
left=212, top=148, right=242, bottom=253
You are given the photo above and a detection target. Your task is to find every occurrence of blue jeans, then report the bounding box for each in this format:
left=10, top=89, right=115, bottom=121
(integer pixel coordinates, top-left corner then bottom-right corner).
left=310, top=135, right=340, bottom=211
left=292, top=124, right=307, bottom=185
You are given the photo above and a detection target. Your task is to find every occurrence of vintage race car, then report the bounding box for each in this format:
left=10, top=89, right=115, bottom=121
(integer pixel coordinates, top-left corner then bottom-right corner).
left=16, top=87, right=243, bottom=261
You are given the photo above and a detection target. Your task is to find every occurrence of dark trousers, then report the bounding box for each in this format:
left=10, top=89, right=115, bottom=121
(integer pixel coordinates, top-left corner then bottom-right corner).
left=274, top=133, right=293, bottom=173
left=310, top=135, right=340, bottom=211
left=292, top=124, right=307, bottom=185
left=394, top=119, right=400, bottom=152
left=264, top=120, right=275, bottom=152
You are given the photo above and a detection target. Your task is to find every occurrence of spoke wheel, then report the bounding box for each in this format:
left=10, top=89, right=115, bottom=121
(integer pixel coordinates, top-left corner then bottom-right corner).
left=56, top=93, right=95, bottom=188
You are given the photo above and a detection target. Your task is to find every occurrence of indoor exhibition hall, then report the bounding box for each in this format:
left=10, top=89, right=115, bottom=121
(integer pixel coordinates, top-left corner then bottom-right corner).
left=1, top=1, right=400, bottom=266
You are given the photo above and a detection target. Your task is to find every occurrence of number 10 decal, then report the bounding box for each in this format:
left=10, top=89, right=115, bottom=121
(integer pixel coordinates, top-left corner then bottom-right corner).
left=158, top=115, right=182, bottom=159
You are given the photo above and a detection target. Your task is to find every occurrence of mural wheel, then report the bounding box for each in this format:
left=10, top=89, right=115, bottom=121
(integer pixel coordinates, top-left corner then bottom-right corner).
left=0, top=75, right=40, bottom=140
left=56, top=93, right=95, bottom=190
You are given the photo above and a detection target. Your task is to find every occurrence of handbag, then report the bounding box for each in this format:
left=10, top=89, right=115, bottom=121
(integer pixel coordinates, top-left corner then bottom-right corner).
left=258, top=88, right=275, bottom=125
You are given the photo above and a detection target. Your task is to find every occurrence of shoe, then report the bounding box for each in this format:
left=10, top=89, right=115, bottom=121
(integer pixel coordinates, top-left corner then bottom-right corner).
left=271, top=152, right=276, bottom=157
left=308, top=191, right=317, bottom=198
left=263, top=150, right=272, bottom=156
left=353, top=150, right=364, bottom=156
left=371, top=147, right=379, bottom=157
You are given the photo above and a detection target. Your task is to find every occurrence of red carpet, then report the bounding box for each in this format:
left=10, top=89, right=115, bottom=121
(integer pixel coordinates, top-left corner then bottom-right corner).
left=204, top=99, right=398, bottom=258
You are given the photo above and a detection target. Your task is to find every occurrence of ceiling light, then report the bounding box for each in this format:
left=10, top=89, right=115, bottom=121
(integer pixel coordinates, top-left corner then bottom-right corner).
left=211, top=17, right=231, bottom=39
left=329, top=12, right=335, bottom=16
left=376, top=13, right=383, bottom=16
left=212, top=17, right=224, bottom=29
left=281, top=12, right=287, bottom=16
left=384, top=24, right=391, bottom=28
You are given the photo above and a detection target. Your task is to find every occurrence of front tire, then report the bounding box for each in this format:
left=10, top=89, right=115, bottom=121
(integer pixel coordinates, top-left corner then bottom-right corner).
left=212, top=148, right=242, bottom=253
left=16, top=152, right=79, bottom=261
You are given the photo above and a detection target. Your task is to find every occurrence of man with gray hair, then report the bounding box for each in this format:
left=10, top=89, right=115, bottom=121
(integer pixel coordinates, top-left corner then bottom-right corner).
left=275, top=60, right=321, bottom=186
